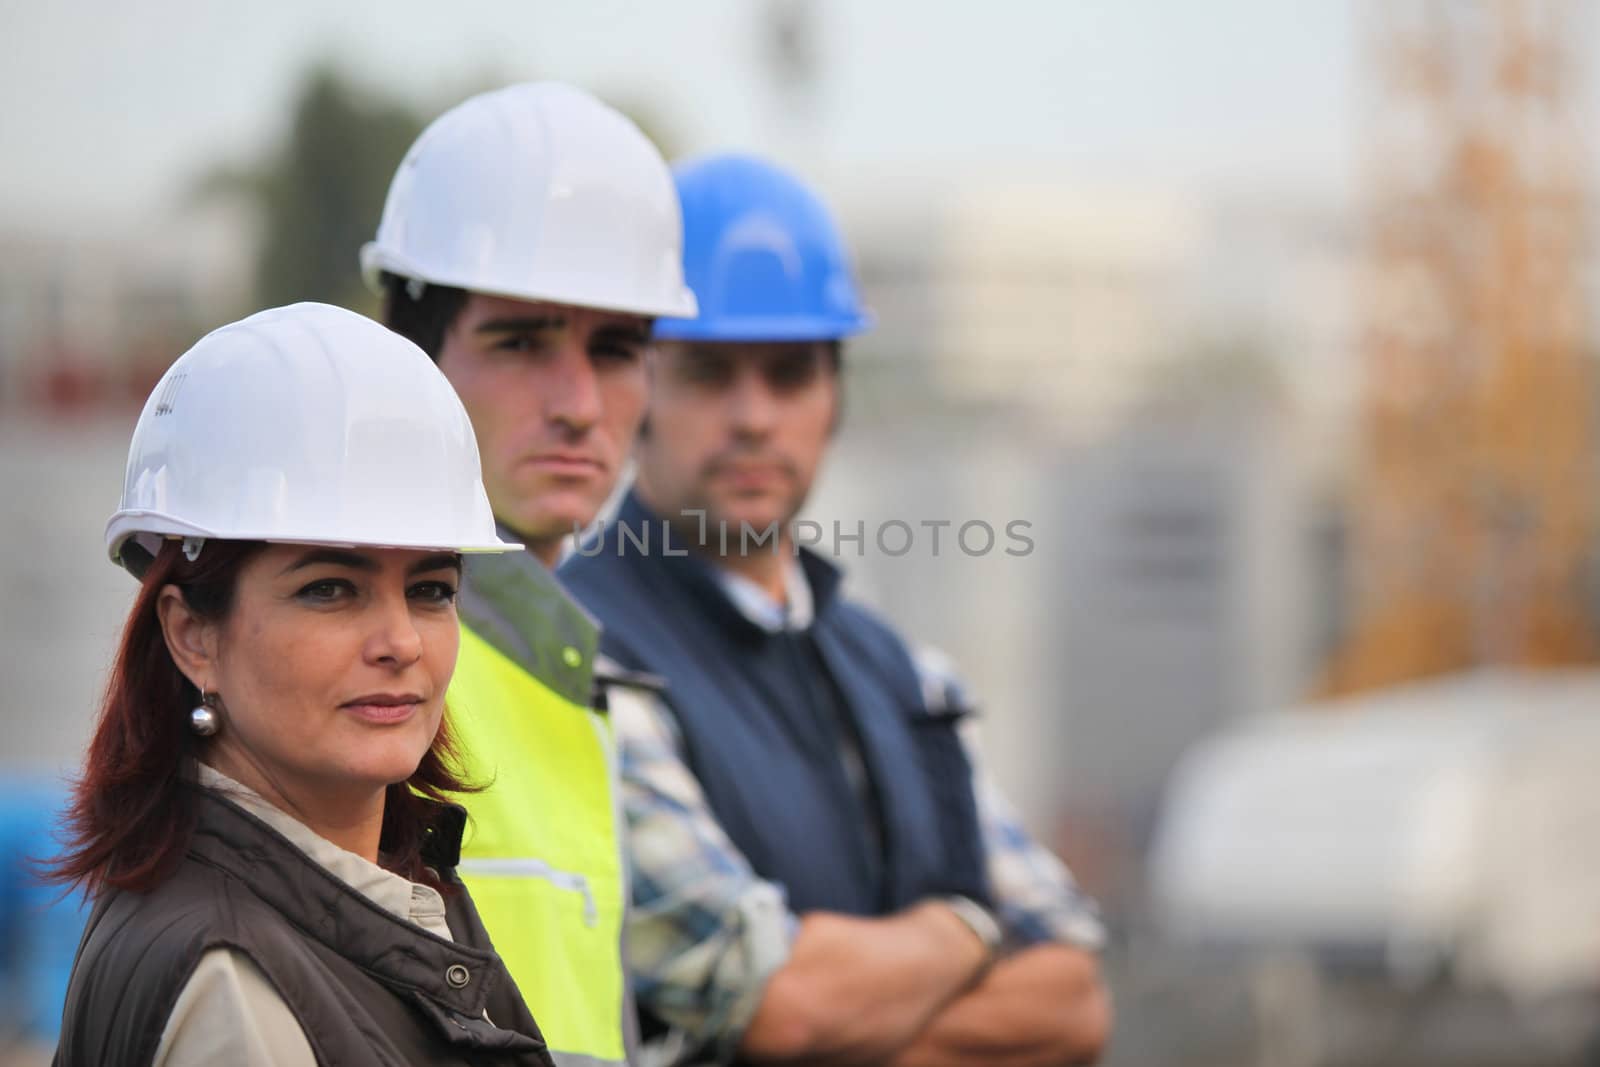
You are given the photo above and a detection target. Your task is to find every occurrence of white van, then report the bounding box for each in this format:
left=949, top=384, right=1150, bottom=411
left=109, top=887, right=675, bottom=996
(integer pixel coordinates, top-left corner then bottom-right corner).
left=1146, top=670, right=1600, bottom=1063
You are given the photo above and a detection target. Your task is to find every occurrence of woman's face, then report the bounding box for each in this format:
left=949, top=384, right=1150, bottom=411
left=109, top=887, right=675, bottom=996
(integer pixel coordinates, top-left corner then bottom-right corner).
left=170, top=545, right=462, bottom=804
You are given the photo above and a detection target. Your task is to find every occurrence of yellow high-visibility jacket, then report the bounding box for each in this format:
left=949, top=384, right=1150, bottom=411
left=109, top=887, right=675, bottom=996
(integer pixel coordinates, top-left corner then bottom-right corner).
left=448, top=551, right=628, bottom=1067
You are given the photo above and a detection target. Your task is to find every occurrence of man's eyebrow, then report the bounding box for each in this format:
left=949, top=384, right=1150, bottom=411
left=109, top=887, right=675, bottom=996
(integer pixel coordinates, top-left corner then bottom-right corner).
left=474, top=316, right=565, bottom=335
left=592, top=323, right=652, bottom=345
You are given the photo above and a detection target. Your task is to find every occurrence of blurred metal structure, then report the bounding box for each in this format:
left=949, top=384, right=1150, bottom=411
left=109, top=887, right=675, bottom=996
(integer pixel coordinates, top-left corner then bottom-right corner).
left=1327, top=0, right=1597, bottom=694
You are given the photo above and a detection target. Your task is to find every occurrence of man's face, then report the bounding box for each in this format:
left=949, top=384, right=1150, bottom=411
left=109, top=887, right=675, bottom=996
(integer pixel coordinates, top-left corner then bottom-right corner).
left=436, top=293, right=650, bottom=546
left=634, top=341, right=837, bottom=549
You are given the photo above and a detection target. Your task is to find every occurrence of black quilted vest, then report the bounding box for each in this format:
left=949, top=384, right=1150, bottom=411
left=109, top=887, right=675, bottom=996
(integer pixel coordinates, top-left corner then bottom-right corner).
left=54, top=786, right=554, bottom=1066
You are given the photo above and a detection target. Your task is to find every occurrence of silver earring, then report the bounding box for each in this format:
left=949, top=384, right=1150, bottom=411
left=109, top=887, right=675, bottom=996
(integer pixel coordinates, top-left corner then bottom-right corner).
left=190, top=693, right=220, bottom=737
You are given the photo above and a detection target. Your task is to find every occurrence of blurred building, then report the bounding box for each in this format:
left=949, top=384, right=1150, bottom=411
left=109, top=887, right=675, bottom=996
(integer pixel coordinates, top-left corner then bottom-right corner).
left=0, top=215, right=248, bottom=415
left=810, top=400, right=1310, bottom=906
left=840, top=175, right=1359, bottom=450
left=840, top=179, right=1191, bottom=441
left=804, top=176, right=1355, bottom=903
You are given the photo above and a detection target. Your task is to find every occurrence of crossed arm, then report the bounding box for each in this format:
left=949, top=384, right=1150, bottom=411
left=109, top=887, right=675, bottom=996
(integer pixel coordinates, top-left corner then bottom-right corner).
left=738, top=902, right=987, bottom=1063
left=739, top=910, right=1109, bottom=1066
left=884, top=942, right=1110, bottom=1067
left=614, top=686, right=1111, bottom=1066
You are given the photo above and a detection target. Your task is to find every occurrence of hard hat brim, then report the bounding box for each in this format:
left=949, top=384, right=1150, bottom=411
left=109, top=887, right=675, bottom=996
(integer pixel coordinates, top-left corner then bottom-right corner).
left=361, top=242, right=698, bottom=320
left=107, top=510, right=523, bottom=571
left=652, top=309, right=874, bottom=344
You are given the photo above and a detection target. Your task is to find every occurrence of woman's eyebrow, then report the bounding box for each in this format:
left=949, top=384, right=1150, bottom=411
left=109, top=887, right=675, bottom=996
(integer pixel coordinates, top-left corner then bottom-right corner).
left=408, top=553, right=463, bottom=576
left=280, top=548, right=378, bottom=575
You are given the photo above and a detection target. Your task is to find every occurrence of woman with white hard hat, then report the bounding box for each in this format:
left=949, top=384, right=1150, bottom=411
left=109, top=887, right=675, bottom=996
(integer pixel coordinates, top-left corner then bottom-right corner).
left=49, top=303, right=556, bottom=1066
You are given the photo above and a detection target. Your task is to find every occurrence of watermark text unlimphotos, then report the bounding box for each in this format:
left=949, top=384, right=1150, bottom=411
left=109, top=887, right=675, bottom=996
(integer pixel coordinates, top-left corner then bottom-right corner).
left=572, top=510, right=1035, bottom=559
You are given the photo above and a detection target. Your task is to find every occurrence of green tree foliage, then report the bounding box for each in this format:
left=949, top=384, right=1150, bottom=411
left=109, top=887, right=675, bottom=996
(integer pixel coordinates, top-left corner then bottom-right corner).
left=199, top=63, right=424, bottom=314
left=201, top=63, right=680, bottom=316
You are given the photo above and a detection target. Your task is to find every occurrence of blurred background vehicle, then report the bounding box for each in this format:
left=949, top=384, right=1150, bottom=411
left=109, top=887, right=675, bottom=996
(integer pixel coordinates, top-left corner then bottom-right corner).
left=1150, top=672, right=1600, bottom=1066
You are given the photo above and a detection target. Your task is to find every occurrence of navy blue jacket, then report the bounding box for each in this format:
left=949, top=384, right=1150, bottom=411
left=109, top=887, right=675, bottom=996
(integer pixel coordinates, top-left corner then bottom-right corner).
left=559, top=491, right=991, bottom=918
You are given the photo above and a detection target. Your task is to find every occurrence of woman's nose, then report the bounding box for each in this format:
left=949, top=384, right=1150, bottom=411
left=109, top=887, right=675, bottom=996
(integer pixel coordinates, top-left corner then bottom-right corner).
left=366, top=595, right=423, bottom=668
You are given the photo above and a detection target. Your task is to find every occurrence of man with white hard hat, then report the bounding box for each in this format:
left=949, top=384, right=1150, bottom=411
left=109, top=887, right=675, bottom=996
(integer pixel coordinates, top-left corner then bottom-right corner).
left=361, top=82, right=696, bottom=1067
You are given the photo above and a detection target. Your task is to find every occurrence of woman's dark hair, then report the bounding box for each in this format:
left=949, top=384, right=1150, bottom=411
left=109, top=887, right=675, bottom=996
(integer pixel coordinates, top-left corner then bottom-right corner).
left=380, top=271, right=469, bottom=362
left=47, top=538, right=477, bottom=897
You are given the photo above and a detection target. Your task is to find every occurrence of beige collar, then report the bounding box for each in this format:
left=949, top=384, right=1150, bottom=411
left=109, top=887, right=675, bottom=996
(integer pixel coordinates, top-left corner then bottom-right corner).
left=196, top=763, right=450, bottom=940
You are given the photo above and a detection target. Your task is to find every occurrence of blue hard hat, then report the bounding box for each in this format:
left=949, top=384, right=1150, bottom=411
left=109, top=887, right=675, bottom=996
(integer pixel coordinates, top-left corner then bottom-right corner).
left=655, top=154, right=872, bottom=342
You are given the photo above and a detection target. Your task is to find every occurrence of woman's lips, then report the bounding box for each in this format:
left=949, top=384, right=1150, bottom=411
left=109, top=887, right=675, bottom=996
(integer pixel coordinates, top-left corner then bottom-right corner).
left=339, top=695, right=423, bottom=725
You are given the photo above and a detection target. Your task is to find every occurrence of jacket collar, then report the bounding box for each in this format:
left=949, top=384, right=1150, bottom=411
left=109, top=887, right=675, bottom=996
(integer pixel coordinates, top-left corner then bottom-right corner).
left=186, top=785, right=545, bottom=1054
left=611, top=489, right=844, bottom=640
left=197, top=764, right=451, bottom=935
left=458, top=527, right=599, bottom=708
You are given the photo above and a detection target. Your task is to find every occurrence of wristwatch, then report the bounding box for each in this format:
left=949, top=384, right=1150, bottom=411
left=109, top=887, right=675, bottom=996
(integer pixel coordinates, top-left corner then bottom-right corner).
left=943, top=895, right=1004, bottom=957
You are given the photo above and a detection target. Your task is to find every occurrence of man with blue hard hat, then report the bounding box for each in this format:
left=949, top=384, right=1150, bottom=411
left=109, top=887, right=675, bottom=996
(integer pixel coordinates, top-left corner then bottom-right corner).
left=560, top=155, right=1110, bottom=1065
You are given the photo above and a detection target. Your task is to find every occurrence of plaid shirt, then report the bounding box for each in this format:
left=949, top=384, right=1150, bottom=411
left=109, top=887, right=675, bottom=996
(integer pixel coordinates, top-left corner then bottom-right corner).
left=613, top=638, right=1105, bottom=1065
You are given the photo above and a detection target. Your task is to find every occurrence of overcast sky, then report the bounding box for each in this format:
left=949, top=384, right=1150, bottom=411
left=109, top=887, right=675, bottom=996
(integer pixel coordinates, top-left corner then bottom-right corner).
left=2, top=1, right=1595, bottom=238
left=0, top=1, right=1369, bottom=231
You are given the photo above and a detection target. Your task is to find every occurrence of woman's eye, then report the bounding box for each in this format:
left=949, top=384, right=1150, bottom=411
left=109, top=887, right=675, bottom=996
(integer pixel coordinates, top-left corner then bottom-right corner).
left=409, top=581, right=458, bottom=605
left=298, top=579, right=353, bottom=602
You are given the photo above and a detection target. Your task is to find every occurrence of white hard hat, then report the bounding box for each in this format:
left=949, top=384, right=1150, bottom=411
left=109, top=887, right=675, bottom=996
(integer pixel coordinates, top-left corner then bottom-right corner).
left=360, top=82, right=698, bottom=320
left=107, top=302, right=520, bottom=573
